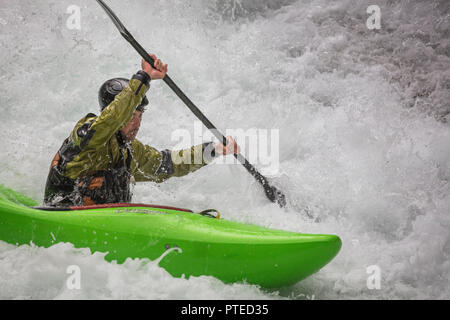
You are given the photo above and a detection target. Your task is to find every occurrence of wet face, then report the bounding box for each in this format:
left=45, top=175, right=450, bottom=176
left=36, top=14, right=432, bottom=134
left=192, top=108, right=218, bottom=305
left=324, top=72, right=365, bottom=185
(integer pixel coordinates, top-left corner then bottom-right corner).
left=120, top=111, right=143, bottom=142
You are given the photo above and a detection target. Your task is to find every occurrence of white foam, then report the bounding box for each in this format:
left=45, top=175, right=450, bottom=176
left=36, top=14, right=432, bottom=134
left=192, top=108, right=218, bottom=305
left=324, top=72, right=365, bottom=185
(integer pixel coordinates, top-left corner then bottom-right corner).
left=0, top=0, right=448, bottom=299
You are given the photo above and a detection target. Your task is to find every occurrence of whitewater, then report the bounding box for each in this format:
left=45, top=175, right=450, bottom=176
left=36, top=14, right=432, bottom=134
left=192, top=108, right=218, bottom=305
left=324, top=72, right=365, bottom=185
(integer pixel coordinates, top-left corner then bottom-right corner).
left=0, top=0, right=449, bottom=299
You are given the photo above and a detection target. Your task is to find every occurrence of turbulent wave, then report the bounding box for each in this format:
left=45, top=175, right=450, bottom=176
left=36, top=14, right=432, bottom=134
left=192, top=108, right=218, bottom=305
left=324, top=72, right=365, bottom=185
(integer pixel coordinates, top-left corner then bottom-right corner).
left=0, top=0, right=449, bottom=299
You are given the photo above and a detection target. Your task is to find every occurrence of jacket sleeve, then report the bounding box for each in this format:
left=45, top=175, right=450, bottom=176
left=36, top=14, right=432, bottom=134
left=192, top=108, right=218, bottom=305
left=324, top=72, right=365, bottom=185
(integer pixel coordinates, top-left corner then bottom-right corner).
left=131, top=139, right=218, bottom=183
left=70, top=72, right=150, bottom=150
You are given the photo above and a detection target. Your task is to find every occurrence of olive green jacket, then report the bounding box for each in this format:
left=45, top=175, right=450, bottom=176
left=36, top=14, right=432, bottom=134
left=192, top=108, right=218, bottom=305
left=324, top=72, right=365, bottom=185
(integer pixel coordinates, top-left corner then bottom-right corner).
left=44, top=74, right=214, bottom=206
left=65, top=78, right=210, bottom=182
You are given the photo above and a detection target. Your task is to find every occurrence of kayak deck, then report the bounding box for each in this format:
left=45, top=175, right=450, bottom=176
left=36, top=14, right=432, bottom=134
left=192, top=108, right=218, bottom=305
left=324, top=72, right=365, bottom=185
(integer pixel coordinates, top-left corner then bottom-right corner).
left=0, top=185, right=341, bottom=288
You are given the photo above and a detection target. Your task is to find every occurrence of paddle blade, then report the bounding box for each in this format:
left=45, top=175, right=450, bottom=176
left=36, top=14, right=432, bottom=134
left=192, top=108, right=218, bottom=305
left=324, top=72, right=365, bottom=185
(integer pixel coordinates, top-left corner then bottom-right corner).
left=264, top=184, right=287, bottom=208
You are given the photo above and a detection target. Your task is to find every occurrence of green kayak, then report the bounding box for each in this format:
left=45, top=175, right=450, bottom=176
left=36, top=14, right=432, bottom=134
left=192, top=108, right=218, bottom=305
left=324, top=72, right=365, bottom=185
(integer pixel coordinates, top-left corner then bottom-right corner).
left=0, top=185, right=341, bottom=288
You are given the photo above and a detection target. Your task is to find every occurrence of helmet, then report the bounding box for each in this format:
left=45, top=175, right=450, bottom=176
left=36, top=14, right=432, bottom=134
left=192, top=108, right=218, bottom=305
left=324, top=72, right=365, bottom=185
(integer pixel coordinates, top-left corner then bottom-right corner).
left=98, top=78, right=149, bottom=112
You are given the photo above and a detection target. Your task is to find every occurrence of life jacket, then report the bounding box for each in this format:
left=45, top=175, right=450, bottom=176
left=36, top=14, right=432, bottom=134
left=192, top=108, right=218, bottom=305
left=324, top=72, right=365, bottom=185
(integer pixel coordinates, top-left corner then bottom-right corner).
left=74, top=142, right=132, bottom=205
left=44, top=129, right=133, bottom=207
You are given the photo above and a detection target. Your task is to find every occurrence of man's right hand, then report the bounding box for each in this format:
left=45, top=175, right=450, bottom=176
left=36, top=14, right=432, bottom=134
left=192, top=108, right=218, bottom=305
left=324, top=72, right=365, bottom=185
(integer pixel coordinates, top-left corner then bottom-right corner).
left=142, top=53, right=168, bottom=80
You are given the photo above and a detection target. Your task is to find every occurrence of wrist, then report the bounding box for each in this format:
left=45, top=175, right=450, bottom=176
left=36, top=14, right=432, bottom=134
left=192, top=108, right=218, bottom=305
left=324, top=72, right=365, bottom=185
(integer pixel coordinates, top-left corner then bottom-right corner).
left=143, top=70, right=152, bottom=80
left=202, top=142, right=218, bottom=162
left=132, top=70, right=151, bottom=87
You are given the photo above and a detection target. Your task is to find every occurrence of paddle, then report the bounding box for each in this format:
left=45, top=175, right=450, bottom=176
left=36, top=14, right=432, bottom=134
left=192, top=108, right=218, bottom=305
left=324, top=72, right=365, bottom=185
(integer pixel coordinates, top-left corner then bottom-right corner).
left=95, top=0, right=286, bottom=207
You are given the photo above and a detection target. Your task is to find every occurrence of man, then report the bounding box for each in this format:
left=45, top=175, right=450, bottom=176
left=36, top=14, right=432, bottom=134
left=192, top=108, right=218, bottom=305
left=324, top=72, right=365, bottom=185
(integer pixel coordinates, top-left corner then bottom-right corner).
left=44, top=54, right=239, bottom=207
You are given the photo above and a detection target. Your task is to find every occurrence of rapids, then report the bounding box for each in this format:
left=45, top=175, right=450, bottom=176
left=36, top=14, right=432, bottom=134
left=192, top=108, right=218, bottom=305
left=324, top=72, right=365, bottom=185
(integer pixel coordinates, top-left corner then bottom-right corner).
left=0, top=0, right=449, bottom=299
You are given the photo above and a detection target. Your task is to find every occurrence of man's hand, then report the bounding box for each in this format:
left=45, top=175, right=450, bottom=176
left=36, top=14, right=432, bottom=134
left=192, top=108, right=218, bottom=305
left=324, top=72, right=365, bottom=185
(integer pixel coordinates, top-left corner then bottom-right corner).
left=214, top=136, right=240, bottom=156
left=142, top=53, right=168, bottom=80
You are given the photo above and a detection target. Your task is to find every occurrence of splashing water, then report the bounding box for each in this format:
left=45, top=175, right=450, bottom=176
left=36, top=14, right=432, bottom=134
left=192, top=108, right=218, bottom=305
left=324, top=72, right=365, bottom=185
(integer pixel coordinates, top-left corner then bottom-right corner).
left=0, top=0, right=449, bottom=299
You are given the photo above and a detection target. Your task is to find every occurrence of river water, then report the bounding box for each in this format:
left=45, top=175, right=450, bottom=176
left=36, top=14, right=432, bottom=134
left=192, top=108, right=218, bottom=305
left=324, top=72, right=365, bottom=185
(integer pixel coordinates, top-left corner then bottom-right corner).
left=0, top=0, right=449, bottom=299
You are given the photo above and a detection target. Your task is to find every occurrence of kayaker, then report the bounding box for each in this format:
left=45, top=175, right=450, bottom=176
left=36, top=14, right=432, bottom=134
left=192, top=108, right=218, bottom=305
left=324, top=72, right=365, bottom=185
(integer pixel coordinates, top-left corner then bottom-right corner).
left=44, top=54, right=239, bottom=207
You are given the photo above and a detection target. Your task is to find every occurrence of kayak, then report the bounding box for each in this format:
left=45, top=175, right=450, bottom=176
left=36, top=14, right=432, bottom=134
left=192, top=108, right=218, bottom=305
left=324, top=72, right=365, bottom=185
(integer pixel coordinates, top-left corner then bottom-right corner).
left=0, top=184, right=341, bottom=288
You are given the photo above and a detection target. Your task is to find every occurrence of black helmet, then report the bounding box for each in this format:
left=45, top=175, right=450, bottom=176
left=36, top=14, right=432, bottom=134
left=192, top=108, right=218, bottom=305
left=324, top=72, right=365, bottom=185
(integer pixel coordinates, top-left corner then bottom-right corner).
left=98, top=78, right=149, bottom=112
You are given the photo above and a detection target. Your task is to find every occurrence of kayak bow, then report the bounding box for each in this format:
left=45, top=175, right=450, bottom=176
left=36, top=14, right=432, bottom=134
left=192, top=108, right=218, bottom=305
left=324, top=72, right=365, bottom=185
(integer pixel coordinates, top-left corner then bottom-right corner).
left=0, top=185, right=340, bottom=288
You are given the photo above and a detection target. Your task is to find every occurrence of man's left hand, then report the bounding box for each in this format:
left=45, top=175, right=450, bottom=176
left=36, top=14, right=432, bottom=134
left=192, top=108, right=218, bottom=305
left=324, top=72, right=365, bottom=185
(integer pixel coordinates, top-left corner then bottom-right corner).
left=142, top=53, right=167, bottom=80
left=214, top=136, right=240, bottom=156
